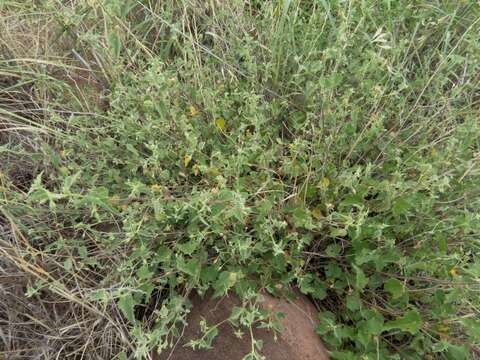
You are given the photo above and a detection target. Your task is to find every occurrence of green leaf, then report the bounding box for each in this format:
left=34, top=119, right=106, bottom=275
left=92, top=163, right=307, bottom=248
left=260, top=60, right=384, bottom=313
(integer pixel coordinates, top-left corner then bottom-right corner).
left=466, top=261, right=480, bottom=277
left=61, top=171, right=81, bottom=193
left=257, top=199, right=273, bottom=216
left=201, top=265, right=219, bottom=284
left=177, top=257, right=201, bottom=278
left=177, top=238, right=201, bottom=256
left=331, top=228, right=347, bottom=237
left=136, top=264, right=153, bottom=280
left=205, top=326, right=219, bottom=348
left=153, top=200, right=166, bottom=222
left=384, top=278, right=404, bottom=299
left=434, top=233, right=448, bottom=253
left=312, top=283, right=327, bottom=300
left=298, top=273, right=315, bottom=295
left=339, top=194, right=364, bottom=208
left=462, top=319, right=480, bottom=341
left=157, top=246, right=172, bottom=263
left=365, top=311, right=384, bottom=335
left=63, top=258, right=73, bottom=271
left=118, top=293, right=136, bottom=323
left=353, top=265, right=369, bottom=291
left=346, top=293, right=361, bottom=311
left=28, top=172, right=65, bottom=208
left=446, top=344, right=471, bottom=360
left=316, top=311, right=336, bottom=335
left=298, top=273, right=327, bottom=300
left=326, top=243, right=342, bottom=257
left=108, top=30, right=121, bottom=58
left=392, top=197, right=411, bottom=217
left=78, top=245, right=88, bottom=258
left=213, top=271, right=238, bottom=298
left=291, top=206, right=312, bottom=229
left=384, top=309, right=422, bottom=335
left=89, top=289, right=108, bottom=302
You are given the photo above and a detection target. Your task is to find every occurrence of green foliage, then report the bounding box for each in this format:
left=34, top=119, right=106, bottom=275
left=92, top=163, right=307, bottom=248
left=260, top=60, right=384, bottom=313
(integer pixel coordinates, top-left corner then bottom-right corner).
left=1, top=0, right=480, bottom=359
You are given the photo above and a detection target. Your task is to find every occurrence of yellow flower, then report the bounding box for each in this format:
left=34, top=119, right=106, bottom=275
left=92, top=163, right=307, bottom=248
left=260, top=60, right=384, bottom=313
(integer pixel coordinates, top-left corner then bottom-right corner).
left=437, top=323, right=450, bottom=334
left=312, top=207, right=323, bottom=220
left=317, top=177, right=330, bottom=189
left=188, top=105, right=199, bottom=117
left=449, top=267, right=458, bottom=276
left=431, top=148, right=438, bottom=157
left=150, top=184, right=162, bottom=191
left=192, top=164, right=200, bottom=176
left=215, top=118, right=226, bottom=131
left=183, top=154, right=192, bottom=167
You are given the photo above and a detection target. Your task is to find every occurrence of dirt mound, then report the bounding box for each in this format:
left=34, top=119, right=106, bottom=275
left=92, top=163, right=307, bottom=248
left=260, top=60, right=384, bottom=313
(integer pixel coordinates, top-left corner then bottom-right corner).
left=156, top=290, right=329, bottom=360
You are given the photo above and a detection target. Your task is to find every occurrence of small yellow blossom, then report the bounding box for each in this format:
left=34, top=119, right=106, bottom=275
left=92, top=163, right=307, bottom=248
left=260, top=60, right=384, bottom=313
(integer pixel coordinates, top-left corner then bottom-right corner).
left=317, top=177, right=330, bottom=189
left=188, top=105, right=199, bottom=117
left=449, top=267, right=458, bottom=276
left=431, top=148, right=438, bottom=157
left=437, top=323, right=450, bottom=334
left=312, top=207, right=323, bottom=220
left=192, top=164, right=200, bottom=176
left=183, top=154, right=192, bottom=167
left=215, top=118, right=226, bottom=131
left=150, top=184, right=162, bottom=191
left=110, top=195, right=120, bottom=205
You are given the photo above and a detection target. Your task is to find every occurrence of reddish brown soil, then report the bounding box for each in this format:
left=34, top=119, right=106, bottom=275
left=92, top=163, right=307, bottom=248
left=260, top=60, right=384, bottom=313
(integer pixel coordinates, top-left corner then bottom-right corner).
left=154, top=290, right=330, bottom=360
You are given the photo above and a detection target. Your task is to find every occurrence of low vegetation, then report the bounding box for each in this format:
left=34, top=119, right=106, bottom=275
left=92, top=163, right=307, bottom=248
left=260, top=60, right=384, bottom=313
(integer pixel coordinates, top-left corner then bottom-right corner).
left=1, top=1, right=479, bottom=359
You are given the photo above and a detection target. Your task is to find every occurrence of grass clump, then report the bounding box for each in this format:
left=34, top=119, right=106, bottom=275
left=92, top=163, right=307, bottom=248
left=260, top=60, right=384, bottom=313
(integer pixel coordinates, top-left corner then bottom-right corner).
left=1, top=1, right=479, bottom=359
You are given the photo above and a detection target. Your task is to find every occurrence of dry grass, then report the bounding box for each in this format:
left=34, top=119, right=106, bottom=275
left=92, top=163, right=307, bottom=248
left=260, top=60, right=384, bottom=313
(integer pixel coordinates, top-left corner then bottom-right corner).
left=0, top=6, right=132, bottom=360
left=0, top=222, right=132, bottom=359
